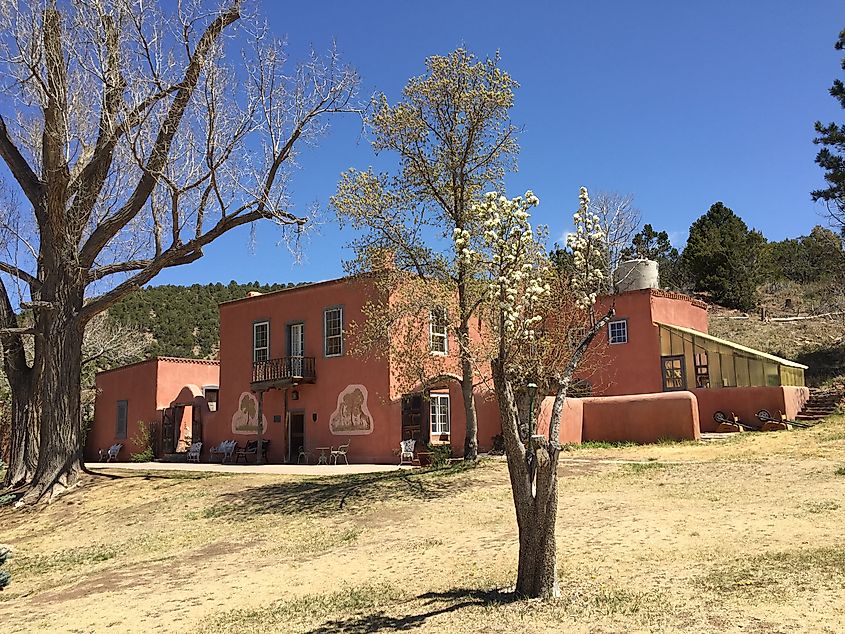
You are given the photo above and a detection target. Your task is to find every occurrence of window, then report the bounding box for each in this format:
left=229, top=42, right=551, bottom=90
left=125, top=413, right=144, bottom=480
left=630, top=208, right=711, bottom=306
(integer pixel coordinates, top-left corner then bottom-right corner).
left=694, top=352, right=710, bottom=388
left=324, top=307, right=343, bottom=356
left=661, top=355, right=686, bottom=391
left=429, top=308, right=448, bottom=354
left=253, top=321, right=269, bottom=362
left=608, top=319, right=628, bottom=344
left=204, top=386, right=219, bottom=412
left=116, top=400, right=128, bottom=439
left=430, top=393, right=450, bottom=435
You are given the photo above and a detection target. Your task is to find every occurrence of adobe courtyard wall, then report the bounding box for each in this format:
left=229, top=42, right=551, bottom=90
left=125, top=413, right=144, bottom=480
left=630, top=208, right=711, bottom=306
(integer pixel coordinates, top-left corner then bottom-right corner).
left=693, top=386, right=811, bottom=432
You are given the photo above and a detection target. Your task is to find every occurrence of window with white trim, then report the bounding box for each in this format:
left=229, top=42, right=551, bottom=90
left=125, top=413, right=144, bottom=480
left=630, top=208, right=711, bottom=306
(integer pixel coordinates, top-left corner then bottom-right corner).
left=608, top=319, right=628, bottom=345
left=253, top=321, right=269, bottom=362
left=430, top=393, right=450, bottom=435
left=429, top=307, right=448, bottom=354
left=324, top=307, right=343, bottom=356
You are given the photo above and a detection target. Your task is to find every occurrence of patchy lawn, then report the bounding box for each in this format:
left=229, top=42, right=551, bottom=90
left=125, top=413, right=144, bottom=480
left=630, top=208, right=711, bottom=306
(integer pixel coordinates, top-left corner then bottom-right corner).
left=2, top=419, right=845, bottom=633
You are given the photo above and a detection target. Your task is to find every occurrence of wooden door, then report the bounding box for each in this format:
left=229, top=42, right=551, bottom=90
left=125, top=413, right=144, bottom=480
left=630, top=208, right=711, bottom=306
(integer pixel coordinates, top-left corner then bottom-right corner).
left=162, top=408, right=176, bottom=454
left=288, top=412, right=305, bottom=462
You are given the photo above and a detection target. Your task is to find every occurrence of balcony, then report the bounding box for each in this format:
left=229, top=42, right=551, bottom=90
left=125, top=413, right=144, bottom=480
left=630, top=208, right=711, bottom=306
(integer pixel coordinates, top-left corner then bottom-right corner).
left=251, top=356, right=316, bottom=390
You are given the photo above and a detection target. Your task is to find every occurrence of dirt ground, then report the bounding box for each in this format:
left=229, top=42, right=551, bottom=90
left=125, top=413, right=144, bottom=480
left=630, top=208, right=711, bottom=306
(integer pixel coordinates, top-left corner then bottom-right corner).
left=2, top=418, right=845, bottom=634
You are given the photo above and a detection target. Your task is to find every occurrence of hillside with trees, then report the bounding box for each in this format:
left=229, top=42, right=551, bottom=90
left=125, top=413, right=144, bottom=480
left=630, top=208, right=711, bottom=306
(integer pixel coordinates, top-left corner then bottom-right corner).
left=107, top=281, right=306, bottom=359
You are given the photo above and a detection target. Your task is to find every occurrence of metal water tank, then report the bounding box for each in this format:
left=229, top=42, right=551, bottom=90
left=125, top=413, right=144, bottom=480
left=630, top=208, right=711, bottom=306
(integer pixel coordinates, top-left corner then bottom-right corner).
left=614, top=259, right=660, bottom=292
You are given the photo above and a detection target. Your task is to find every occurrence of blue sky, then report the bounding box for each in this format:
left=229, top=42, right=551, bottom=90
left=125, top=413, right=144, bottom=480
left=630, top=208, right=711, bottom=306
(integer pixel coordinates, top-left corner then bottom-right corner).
left=150, top=1, right=845, bottom=286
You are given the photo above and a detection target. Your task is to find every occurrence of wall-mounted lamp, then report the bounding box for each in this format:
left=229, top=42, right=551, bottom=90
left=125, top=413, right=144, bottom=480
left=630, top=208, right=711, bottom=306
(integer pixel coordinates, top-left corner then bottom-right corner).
left=291, top=390, right=299, bottom=401
left=312, top=412, right=318, bottom=423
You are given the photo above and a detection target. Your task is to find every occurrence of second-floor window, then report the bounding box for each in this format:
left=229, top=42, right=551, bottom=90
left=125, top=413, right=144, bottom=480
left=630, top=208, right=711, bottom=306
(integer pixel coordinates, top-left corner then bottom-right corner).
left=608, top=319, right=628, bottom=345
left=253, top=321, right=269, bottom=362
left=429, top=307, right=448, bottom=354
left=324, top=307, right=343, bottom=357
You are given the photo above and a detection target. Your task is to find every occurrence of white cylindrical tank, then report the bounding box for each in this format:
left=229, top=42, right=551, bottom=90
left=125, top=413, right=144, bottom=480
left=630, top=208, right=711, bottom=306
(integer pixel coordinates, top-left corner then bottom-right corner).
left=614, top=259, right=659, bottom=292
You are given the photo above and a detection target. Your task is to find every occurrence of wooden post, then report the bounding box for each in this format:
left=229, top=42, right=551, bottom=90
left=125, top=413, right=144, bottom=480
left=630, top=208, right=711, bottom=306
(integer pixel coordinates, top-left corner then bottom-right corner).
left=256, top=389, right=265, bottom=465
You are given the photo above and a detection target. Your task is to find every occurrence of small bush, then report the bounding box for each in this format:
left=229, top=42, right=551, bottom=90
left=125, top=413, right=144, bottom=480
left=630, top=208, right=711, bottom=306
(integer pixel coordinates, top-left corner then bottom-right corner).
left=490, top=434, right=505, bottom=455
left=835, top=466, right=845, bottom=476
left=427, top=443, right=452, bottom=468
left=130, top=421, right=154, bottom=462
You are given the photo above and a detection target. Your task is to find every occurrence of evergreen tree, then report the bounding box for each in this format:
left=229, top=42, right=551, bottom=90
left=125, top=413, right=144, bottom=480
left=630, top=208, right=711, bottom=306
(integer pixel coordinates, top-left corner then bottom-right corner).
left=682, top=203, right=764, bottom=310
left=812, top=28, right=845, bottom=224
left=620, top=224, right=684, bottom=288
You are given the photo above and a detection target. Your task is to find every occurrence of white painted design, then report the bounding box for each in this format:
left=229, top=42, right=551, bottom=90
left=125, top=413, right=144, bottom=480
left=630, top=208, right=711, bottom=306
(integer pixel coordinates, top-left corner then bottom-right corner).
left=231, top=391, right=267, bottom=434
left=329, top=384, right=373, bottom=435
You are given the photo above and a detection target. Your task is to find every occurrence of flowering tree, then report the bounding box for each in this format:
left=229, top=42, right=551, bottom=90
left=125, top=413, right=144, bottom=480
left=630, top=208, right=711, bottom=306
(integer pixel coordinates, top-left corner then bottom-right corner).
left=477, top=187, right=614, bottom=599
left=332, top=49, right=518, bottom=461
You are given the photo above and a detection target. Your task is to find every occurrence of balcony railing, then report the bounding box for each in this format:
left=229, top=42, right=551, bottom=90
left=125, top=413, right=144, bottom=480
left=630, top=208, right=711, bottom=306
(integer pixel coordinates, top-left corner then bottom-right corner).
left=252, top=356, right=316, bottom=385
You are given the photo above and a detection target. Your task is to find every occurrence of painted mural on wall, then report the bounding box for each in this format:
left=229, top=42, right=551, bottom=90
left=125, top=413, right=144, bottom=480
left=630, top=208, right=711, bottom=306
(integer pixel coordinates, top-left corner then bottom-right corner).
left=231, top=391, right=267, bottom=434
left=329, top=384, right=373, bottom=435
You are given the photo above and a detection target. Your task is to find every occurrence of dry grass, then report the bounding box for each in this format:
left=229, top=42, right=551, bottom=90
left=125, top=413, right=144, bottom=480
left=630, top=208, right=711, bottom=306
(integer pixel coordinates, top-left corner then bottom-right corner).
left=2, top=419, right=845, bottom=633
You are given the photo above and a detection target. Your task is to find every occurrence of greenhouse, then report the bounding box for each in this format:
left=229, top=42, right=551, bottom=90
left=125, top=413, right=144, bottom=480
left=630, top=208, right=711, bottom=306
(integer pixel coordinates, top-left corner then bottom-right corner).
left=656, top=322, right=806, bottom=391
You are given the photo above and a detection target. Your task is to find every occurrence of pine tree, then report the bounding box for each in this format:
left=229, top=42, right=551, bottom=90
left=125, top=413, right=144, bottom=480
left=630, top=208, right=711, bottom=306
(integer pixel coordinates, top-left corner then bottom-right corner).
left=682, top=203, right=764, bottom=311
left=812, top=28, right=845, bottom=224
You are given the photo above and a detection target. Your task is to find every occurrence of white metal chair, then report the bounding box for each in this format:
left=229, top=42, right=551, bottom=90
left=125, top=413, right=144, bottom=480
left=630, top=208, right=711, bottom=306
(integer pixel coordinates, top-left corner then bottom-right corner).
left=330, top=443, right=350, bottom=465
left=104, top=443, right=122, bottom=462
left=399, top=439, right=415, bottom=465
left=297, top=446, right=309, bottom=464
left=186, top=442, right=203, bottom=463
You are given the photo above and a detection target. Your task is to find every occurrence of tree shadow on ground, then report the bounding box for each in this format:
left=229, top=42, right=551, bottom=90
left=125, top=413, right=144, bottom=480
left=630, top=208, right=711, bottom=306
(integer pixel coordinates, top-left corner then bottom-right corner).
left=306, top=588, right=514, bottom=634
left=216, top=463, right=478, bottom=520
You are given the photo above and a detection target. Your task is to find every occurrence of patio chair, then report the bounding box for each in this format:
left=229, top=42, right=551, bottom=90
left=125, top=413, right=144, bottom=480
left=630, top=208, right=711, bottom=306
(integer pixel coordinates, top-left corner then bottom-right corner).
left=330, top=442, right=350, bottom=465
left=209, top=440, right=238, bottom=463
left=297, top=446, right=309, bottom=464
left=186, top=441, right=203, bottom=463
left=235, top=439, right=270, bottom=463
left=399, top=439, right=415, bottom=465
left=103, top=443, right=122, bottom=462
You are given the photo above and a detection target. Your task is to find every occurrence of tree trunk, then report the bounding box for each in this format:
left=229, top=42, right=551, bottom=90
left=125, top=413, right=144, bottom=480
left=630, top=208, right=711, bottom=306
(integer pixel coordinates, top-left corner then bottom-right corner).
left=514, top=452, right=559, bottom=598
left=2, top=375, right=40, bottom=489
left=459, top=350, right=478, bottom=460
left=20, top=285, right=85, bottom=504
left=491, top=358, right=560, bottom=599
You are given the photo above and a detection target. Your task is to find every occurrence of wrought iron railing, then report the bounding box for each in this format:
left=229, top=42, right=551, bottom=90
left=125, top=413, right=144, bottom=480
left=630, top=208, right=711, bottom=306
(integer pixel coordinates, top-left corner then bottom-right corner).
left=252, top=356, right=316, bottom=384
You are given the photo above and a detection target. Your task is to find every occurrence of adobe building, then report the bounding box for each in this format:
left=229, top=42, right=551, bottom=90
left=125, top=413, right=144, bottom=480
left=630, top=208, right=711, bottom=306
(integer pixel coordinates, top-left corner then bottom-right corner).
left=86, top=357, right=220, bottom=461
left=212, top=275, right=500, bottom=464
left=88, top=260, right=810, bottom=463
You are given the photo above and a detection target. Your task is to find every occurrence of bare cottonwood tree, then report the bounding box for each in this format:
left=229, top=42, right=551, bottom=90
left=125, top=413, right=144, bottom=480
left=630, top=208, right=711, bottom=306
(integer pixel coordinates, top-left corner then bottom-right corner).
left=0, top=0, right=358, bottom=501
left=589, top=190, right=640, bottom=291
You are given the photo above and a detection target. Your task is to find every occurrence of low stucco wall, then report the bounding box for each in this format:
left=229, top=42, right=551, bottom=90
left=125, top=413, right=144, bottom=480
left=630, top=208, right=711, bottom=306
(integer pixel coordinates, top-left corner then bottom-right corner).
left=536, top=397, right=583, bottom=444
left=581, top=391, right=701, bottom=443
left=693, top=386, right=811, bottom=432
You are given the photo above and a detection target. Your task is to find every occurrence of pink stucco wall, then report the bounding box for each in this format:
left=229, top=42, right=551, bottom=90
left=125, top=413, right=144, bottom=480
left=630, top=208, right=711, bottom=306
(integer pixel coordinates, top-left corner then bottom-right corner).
left=587, top=289, right=709, bottom=397
left=693, top=386, right=810, bottom=432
